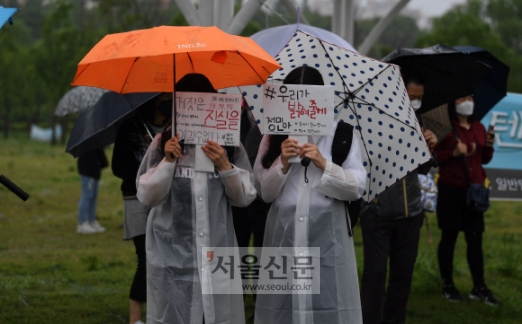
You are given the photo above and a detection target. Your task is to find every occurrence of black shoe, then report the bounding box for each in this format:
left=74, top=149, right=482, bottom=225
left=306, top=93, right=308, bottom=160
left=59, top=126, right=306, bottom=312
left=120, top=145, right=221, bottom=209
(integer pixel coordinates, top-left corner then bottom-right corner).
left=443, top=284, right=463, bottom=302
left=469, top=286, right=499, bottom=306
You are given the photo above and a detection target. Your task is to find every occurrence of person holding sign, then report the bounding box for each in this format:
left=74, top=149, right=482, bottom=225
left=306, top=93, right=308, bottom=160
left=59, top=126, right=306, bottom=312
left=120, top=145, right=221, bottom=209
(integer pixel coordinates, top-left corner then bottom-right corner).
left=136, top=73, right=257, bottom=324
left=253, top=66, right=367, bottom=324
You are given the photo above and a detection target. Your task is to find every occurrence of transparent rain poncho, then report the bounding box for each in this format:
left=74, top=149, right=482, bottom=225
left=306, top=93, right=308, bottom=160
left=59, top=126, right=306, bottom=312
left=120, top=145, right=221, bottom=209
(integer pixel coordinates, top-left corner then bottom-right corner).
left=137, top=133, right=257, bottom=324
left=253, top=122, right=367, bottom=324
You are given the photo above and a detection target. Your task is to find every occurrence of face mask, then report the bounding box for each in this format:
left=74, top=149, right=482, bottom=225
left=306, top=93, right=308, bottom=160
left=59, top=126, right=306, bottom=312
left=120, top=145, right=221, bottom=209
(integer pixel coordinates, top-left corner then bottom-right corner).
left=159, top=100, right=173, bottom=117
left=456, top=101, right=474, bottom=116
left=411, top=100, right=422, bottom=111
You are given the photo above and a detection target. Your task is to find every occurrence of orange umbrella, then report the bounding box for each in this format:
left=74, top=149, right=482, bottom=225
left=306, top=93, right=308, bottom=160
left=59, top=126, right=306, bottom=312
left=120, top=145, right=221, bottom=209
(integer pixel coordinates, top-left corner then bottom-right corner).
left=71, top=25, right=281, bottom=93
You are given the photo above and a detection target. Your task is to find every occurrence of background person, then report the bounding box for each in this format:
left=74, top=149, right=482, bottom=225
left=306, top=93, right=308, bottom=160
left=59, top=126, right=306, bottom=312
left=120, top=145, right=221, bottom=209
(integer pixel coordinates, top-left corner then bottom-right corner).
left=434, top=95, right=498, bottom=305
left=76, top=147, right=108, bottom=234
left=136, top=73, right=257, bottom=324
left=253, top=66, right=367, bottom=324
left=359, top=73, right=438, bottom=324
left=112, top=93, right=170, bottom=324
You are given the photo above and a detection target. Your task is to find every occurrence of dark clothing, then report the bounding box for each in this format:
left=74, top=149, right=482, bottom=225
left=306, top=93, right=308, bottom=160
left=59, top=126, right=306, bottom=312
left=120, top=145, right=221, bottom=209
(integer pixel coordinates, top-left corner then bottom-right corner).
left=438, top=229, right=485, bottom=287
left=112, top=117, right=155, bottom=198
left=130, top=234, right=147, bottom=302
left=434, top=120, right=493, bottom=293
left=360, top=168, right=425, bottom=324
left=77, top=148, right=108, bottom=180
left=360, top=210, right=423, bottom=324
left=367, top=171, right=423, bottom=220
left=435, top=120, right=493, bottom=188
left=436, top=182, right=484, bottom=232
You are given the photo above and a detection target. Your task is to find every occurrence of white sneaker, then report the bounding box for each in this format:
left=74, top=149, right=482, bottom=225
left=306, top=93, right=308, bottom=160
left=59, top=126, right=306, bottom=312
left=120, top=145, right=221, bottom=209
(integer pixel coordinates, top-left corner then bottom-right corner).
left=77, top=221, right=97, bottom=234
left=133, top=321, right=145, bottom=324
left=89, top=220, right=106, bottom=233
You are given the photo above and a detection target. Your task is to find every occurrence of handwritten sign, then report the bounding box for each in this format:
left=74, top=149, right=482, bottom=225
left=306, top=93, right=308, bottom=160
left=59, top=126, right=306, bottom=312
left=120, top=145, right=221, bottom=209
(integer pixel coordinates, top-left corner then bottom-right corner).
left=175, top=92, right=242, bottom=146
left=262, top=84, right=334, bottom=136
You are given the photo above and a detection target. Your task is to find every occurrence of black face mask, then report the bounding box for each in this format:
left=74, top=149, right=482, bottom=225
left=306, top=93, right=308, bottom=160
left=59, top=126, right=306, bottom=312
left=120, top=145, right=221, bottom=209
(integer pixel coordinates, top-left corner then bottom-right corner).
left=159, top=99, right=173, bottom=117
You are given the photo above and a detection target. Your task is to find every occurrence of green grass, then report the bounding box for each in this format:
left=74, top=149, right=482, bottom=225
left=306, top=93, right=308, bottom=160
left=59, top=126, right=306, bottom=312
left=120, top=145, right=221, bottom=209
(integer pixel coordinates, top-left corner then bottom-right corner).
left=1, top=137, right=522, bottom=323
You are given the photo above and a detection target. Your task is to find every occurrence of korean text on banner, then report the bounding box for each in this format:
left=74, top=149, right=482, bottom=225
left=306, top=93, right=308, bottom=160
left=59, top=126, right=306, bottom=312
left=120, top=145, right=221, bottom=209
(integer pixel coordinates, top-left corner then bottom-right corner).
left=262, top=84, right=334, bottom=136
left=176, top=92, right=242, bottom=146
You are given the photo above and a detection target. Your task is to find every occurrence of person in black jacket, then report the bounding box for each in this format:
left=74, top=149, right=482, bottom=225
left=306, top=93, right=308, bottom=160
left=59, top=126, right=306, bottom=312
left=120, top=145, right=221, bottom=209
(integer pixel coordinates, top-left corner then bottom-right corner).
left=77, top=148, right=109, bottom=234
left=112, top=93, right=170, bottom=324
left=360, top=73, right=438, bottom=324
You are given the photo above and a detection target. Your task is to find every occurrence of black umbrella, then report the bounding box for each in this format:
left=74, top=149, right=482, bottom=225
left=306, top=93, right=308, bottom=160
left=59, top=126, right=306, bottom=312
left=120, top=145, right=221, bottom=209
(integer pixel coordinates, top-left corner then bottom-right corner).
left=54, top=86, right=108, bottom=117
left=382, top=44, right=490, bottom=113
left=66, top=91, right=159, bottom=157
left=454, top=45, right=510, bottom=121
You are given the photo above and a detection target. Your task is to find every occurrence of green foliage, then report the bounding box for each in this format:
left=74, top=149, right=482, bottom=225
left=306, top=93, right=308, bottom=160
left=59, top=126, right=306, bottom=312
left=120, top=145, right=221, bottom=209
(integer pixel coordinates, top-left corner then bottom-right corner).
left=415, top=0, right=522, bottom=93
left=1, top=138, right=522, bottom=323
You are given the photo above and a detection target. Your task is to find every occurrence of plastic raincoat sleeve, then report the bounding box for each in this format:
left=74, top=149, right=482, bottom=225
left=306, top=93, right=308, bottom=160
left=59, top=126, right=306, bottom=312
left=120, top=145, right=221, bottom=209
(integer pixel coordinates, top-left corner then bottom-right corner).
left=253, top=135, right=291, bottom=203
left=136, top=134, right=176, bottom=208
left=312, top=135, right=366, bottom=201
left=218, top=147, right=257, bottom=207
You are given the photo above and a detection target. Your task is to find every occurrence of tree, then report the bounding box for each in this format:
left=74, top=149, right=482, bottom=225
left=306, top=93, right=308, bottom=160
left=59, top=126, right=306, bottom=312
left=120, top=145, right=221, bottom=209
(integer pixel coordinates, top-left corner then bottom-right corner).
left=415, top=0, right=522, bottom=93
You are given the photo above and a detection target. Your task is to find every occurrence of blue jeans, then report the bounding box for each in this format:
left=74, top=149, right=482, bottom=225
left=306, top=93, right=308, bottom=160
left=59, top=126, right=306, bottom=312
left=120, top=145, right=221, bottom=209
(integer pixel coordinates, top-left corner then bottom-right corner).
left=78, top=175, right=99, bottom=224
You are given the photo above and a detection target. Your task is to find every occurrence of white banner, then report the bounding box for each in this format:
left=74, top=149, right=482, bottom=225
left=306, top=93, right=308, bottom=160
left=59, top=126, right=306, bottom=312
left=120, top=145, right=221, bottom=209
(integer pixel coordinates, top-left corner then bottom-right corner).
left=175, top=92, right=242, bottom=146
left=262, top=84, right=334, bottom=136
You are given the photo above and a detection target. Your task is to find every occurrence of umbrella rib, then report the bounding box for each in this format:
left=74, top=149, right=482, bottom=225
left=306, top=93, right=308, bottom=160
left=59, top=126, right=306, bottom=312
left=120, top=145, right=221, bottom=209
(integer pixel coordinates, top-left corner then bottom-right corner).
left=119, top=57, right=141, bottom=93
left=186, top=52, right=195, bottom=73
left=317, top=40, right=351, bottom=98
left=335, top=97, right=373, bottom=200
left=236, top=51, right=269, bottom=84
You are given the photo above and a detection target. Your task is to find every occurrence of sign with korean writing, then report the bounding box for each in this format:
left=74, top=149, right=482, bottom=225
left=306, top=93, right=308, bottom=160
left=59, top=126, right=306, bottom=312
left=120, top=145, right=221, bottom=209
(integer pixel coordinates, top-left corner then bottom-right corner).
left=201, top=247, right=321, bottom=294
left=480, top=93, right=522, bottom=200
left=262, top=84, right=334, bottom=136
left=175, top=92, right=242, bottom=146
left=485, top=168, right=522, bottom=201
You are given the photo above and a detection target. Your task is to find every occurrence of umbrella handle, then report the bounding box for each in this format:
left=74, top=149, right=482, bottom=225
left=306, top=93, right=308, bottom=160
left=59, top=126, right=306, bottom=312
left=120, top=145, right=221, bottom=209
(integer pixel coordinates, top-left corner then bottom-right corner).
left=0, top=175, right=30, bottom=201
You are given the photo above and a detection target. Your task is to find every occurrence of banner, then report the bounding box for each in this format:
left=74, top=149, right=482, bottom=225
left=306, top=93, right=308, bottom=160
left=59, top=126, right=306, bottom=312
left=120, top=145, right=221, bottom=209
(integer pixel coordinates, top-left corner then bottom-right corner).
left=262, top=84, right=334, bottom=136
left=175, top=92, right=242, bottom=146
left=480, top=93, right=522, bottom=200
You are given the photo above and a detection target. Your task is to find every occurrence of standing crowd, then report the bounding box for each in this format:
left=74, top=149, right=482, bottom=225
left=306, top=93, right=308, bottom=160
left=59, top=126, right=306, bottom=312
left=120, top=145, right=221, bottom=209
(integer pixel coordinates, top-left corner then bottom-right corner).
left=75, top=65, right=498, bottom=324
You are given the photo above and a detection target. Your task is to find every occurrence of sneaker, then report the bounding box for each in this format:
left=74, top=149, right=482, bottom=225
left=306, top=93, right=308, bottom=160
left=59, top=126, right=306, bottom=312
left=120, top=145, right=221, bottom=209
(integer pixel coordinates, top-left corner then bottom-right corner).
left=133, top=321, right=145, bottom=324
left=89, top=220, right=106, bottom=233
left=77, top=221, right=97, bottom=234
left=469, top=286, right=499, bottom=306
left=442, top=284, right=463, bottom=302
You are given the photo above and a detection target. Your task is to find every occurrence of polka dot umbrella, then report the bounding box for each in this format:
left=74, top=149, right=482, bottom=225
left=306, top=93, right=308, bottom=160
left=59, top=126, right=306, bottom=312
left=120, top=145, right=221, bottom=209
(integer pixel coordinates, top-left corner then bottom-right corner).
left=242, top=30, right=432, bottom=201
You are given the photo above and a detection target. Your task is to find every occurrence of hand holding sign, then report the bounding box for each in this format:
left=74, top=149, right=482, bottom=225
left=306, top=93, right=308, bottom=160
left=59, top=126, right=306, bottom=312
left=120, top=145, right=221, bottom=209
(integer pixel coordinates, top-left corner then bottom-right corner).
left=281, top=138, right=300, bottom=174
left=201, top=140, right=232, bottom=171
left=165, top=134, right=182, bottom=162
left=299, top=143, right=326, bottom=171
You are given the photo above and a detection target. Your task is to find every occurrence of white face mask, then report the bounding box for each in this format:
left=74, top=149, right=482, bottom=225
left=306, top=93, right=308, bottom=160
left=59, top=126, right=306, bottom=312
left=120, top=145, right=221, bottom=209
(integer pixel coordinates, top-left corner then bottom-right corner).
left=411, top=100, right=422, bottom=111
left=456, top=101, right=474, bottom=116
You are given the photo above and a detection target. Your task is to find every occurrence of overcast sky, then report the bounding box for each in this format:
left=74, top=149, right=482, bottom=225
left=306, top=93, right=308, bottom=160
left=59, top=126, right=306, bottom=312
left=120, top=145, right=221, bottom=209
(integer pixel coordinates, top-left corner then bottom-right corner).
left=407, top=0, right=467, bottom=17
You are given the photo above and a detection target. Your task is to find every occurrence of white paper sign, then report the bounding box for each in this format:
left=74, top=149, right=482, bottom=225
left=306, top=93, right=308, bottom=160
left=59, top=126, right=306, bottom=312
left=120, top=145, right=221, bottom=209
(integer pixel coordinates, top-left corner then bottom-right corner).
left=175, top=92, right=242, bottom=146
left=262, top=84, right=334, bottom=136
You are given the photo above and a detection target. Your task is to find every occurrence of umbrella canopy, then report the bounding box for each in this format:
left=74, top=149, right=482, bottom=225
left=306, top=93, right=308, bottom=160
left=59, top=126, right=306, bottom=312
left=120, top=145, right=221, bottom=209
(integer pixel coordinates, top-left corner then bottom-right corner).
left=454, top=45, right=510, bottom=121
left=243, top=31, right=432, bottom=201
left=54, top=86, right=108, bottom=116
left=250, top=23, right=356, bottom=57
left=381, top=44, right=490, bottom=113
left=66, top=91, right=158, bottom=157
left=0, top=6, right=17, bottom=28
left=71, top=25, right=280, bottom=93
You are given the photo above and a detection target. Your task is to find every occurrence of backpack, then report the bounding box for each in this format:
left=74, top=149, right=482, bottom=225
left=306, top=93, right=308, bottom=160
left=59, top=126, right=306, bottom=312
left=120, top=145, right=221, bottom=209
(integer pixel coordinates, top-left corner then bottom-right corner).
left=331, top=121, right=363, bottom=236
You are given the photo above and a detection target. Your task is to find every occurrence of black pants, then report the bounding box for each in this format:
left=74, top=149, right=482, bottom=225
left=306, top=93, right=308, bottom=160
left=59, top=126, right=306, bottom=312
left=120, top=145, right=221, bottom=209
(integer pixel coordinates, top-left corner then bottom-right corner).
left=129, top=234, right=147, bottom=302
left=360, top=211, right=423, bottom=324
left=438, top=229, right=485, bottom=287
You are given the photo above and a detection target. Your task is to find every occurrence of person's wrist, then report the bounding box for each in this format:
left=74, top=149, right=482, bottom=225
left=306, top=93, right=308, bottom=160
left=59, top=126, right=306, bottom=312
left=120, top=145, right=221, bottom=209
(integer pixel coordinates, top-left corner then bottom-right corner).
left=217, top=162, right=232, bottom=171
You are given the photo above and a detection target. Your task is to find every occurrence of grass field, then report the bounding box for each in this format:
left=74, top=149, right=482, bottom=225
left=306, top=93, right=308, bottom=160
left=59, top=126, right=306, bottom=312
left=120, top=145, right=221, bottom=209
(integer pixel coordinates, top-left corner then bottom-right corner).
left=1, top=137, right=521, bottom=323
